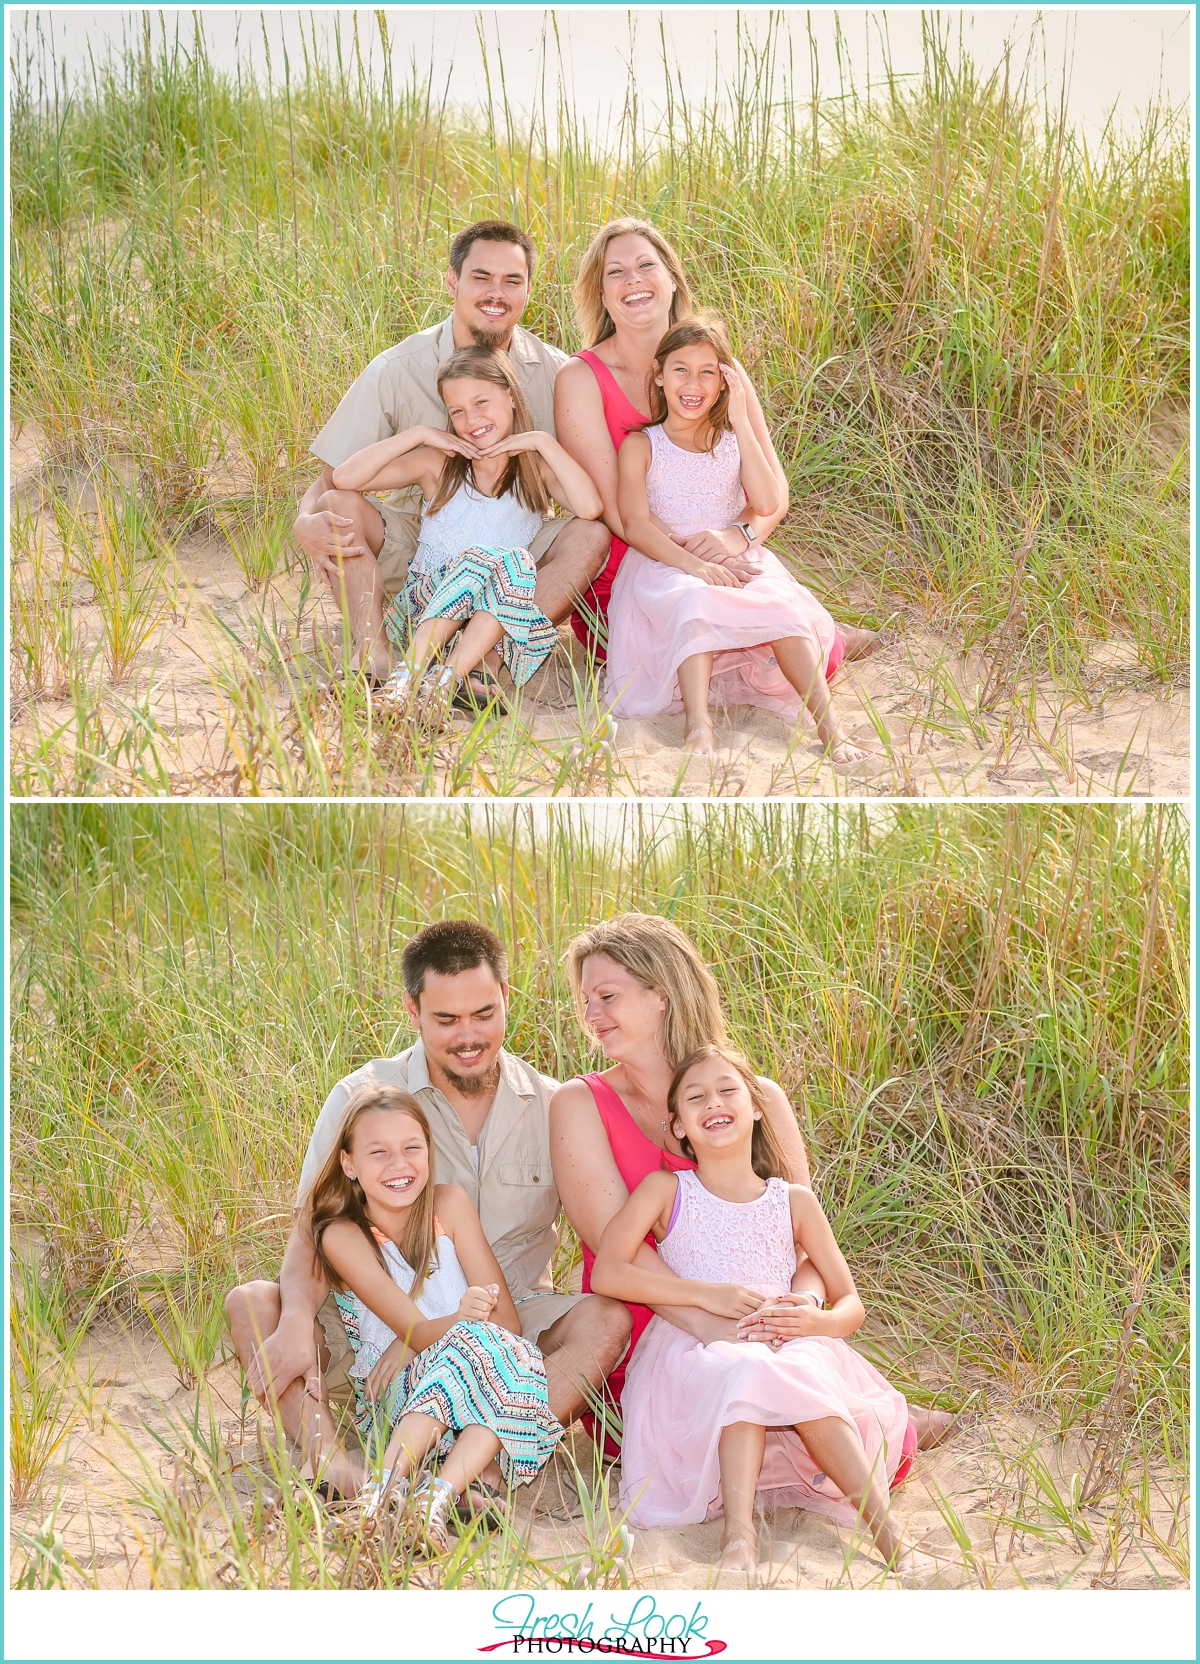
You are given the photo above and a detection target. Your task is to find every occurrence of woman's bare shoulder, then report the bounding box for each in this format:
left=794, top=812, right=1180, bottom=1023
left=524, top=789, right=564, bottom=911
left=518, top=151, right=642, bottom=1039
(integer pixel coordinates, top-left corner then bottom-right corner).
left=549, top=1076, right=602, bottom=1117
left=555, top=356, right=602, bottom=401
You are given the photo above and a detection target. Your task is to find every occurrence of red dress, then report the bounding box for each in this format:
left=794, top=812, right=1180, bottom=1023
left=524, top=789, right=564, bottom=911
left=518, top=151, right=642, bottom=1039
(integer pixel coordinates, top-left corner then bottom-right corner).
left=576, top=1072, right=696, bottom=1434
left=568, top=350, right=649, bottom=658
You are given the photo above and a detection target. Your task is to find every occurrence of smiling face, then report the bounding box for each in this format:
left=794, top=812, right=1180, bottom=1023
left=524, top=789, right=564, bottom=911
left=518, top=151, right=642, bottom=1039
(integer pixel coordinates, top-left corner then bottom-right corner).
left=405, top=963, right=508, bottom=1096
left=656, top=342, right=724, bottom=423
left=341, top=1108, right=430, bottom=1215
left=670, top=1054, right=760, bottom=1157
left=580, top=953, right=668, bottom=1061
left=446, top=239, right=532, bottom=347
left=441, top=376, right=517, bottom=452
left=600, top=233, right=677, bottom=335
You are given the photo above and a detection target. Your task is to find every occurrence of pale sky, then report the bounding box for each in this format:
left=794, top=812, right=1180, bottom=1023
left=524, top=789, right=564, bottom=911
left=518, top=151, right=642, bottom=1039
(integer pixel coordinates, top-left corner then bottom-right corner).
left=17, top=8, right=1193, bottom=140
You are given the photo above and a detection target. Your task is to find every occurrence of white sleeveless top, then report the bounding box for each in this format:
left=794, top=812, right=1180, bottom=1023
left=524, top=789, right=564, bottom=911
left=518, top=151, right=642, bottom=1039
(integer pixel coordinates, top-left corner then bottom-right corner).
left=412, top=478, right=544, bottom=578
left=339, top=1230, right=470, bottom=1382
left=658, top=1170, right=797, bottom=1294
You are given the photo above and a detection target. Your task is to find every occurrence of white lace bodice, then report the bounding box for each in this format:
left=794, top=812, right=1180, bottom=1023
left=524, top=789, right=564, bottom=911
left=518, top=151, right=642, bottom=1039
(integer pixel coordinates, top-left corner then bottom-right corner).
left=339, top=1232, right=469, bottom=1381
left=644, top=424, right=746, bottom=539
left=658, top=1171, right=797, bottom=1294
left=412, top=478, right=544, bottom=577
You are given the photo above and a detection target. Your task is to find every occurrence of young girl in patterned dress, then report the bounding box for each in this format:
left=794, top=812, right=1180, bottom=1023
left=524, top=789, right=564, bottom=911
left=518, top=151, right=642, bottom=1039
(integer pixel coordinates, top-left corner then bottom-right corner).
left=332, top=347, right=602, bottom=712
left=593, top=1046, right=953, bottom=1577
left=305, top=1083, right=562, bottom=1550
left=609, top=316, right=869, bottom=762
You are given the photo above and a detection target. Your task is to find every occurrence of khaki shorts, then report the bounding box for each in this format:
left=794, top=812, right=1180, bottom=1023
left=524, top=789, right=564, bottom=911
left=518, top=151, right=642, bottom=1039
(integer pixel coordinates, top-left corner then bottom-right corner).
left=367, top=496, right=570, bottom=600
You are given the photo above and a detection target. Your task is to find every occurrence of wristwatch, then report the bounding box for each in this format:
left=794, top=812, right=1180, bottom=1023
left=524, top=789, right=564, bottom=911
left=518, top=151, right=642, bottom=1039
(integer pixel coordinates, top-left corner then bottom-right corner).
left=733, top=522, right=757, bottom=549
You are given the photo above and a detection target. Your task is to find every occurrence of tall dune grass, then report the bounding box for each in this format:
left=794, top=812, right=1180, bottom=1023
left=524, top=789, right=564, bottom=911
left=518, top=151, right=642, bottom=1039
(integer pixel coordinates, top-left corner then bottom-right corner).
left=8, top=14, right=1189, bottom=795
left=8, top=802, right=1189, bottom=1583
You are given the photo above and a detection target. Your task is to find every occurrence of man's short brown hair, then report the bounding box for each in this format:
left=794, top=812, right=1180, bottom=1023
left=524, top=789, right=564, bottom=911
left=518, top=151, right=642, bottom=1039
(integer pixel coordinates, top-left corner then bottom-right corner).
left=449, top=220, right=537, bottom=279
left=402, top=919, right=509, bottom=1003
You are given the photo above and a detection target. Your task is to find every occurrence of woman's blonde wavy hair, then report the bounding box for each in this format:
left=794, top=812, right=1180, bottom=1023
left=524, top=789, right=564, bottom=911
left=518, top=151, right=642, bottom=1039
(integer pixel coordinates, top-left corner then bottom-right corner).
left=573, top=218, right=694, bottom=349
left=565, top=912, right=726, bottom=1069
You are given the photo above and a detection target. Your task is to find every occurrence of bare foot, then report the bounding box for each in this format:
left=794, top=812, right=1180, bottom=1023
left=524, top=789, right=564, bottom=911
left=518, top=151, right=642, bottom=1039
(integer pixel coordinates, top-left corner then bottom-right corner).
left=839, top=626, right=892, bottom=663
left=683, top=721, right=717, bottom=756
left=829, top=738, right=867, bottom=765
left=892, top=1545, right=941, bottom=1577
left=719, top=1531, right=757, bottom=1573
left=911, top=1406, right=962, bottom=1450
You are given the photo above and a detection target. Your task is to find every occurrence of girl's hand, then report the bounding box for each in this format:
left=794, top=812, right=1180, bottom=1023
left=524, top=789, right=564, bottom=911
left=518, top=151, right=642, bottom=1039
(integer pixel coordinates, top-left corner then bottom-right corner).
left=703, top=1282, right=768, bottom=1319
left=477, top=430, right=545, bottom=458
left=722, top=365, right=751, bottom=425
left=457, top=1283, right=500, bottom=1323
left=737, top=1293, right=825, bottom=1343
left=689, top=558, right=744, bottom=588
left=364, top=1338, right=410, bottom=1402
left=673, top=527, right=760, bottom=567
left=420, top=427, right=482, bottom=459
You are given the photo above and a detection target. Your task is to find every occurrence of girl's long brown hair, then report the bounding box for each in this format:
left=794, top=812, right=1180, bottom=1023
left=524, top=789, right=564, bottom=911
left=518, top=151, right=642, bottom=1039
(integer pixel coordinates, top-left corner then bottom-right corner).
left=308, top=1084, right=439, bottom=1301
left=645, top=315, right=736, bottom=455
left=666, top=1045, right=792, bottom=1181
left=428, top=346, right=552, bottom=517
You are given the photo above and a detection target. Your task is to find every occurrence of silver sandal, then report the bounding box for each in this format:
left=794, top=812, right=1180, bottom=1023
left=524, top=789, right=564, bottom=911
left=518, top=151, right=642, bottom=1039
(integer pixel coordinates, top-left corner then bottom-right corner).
left=411, top=1475, right=457, bottom=1554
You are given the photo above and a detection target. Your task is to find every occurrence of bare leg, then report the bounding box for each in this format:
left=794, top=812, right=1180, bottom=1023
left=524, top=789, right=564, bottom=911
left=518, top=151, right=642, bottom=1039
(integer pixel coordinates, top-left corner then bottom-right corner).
left=381, top=1410, right=448, bottom=1480
left=533, top=519, right=611, bottom=625
left=794, top=1416, right=930, bottom=1571
left=435, top=1424, right=504, bottom=1497
left=676, top=652, right=716, bottom=754
left=910, top=1406, right=960, bottom=1449
left=407, top=614, right=463, bottom=671
left=315, top=489, right=390, bottom=676
left=839, top=625, right=887, bottom=663
left=535, top=1295, right=633, bottom=1427
left=444, top=612, right=505, bottom=682
left=225, top=1280, right=364, bottom=1498
left=717, top=1421, right=765, bottom=1571
left=770, top=636, right=864, bottom=764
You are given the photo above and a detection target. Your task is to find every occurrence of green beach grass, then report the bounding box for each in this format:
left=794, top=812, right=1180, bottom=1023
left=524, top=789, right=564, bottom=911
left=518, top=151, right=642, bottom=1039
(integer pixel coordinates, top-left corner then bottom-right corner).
left=8, top=802, right=1189, bottom=1586
left=8, top=14, right=1190, bottom=795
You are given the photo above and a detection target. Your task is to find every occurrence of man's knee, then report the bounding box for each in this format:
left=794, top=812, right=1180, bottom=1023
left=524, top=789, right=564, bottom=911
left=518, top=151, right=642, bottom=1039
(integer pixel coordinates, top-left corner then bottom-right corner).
left=588, top=1293, right=633, bottom=1347
left=225, top=1279, right=279, bottom=1343
left=546, top=518, right=610, bottom=583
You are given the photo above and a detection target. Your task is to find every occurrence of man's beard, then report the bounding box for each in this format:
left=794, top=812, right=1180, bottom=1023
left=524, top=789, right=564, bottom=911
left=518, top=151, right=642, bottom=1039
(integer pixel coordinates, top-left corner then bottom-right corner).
left=441, top=1056, right=501, bottom=1098
left=468, top=319, right=514, bottom=350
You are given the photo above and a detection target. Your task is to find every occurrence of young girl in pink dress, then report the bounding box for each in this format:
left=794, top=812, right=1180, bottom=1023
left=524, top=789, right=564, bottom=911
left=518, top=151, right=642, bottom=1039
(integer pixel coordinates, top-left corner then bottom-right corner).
left=610, top=316, right=865, bottom=762
left=592, top=1044, right=934, bottom=1576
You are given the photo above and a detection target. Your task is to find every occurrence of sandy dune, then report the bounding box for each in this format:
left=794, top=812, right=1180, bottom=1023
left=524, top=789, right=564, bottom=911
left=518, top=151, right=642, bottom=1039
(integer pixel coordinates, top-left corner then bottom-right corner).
left=13, top=1318, right=1184, bottom=1593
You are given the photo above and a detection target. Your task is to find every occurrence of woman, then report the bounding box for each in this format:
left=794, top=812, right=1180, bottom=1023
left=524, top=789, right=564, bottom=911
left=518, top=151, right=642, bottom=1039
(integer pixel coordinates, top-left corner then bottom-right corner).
left=548, top=913, right=823, bottom=1425
left=553, top=219, right=789, bottom=657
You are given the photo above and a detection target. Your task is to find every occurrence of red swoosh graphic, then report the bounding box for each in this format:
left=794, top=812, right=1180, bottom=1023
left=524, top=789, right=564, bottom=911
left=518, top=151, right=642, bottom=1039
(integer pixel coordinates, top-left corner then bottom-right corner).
left=478, top=1643, right=727, bottom=1659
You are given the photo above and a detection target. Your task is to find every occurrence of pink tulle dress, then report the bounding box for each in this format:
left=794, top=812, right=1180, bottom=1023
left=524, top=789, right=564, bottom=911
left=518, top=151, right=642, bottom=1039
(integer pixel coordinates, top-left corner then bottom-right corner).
left=618, top=1170, right=914, bottom=1530
left=604, top=425, right=845, bottom=721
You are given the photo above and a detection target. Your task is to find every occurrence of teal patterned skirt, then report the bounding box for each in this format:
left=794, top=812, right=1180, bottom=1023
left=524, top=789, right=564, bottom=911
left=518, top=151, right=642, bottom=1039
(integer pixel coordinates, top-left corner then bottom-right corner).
left=334, top=1305, right=563, bottom=1485
left=382, top=545, right=558, bottom=687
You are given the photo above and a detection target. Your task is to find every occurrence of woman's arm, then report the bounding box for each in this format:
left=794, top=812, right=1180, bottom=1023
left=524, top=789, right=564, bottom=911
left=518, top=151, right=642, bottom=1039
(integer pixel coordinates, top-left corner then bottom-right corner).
left=554, top=360, right=626, bottom=541
left=330, top=427, right=472, bottom=494
left=591, top=1176, right=764, bottom=1318
left=480, top=431, right=603, bottom=521
left=617, top=435, right=743, bottom=588
left=433, top=1185, right=521, bottom=1335
left=549, top=1079, right=748, bottom=1341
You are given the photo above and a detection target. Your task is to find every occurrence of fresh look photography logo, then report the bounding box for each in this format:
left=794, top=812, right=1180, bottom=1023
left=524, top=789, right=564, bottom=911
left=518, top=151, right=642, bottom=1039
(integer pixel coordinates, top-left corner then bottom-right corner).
left=479, top=1596, right=727, bottom=1658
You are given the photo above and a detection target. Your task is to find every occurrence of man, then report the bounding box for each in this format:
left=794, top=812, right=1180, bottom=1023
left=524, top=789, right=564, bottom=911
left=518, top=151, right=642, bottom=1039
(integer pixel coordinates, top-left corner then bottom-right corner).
left=225, top=920, right=631, bottom=1497
left=293, top=220, right=609, bottom=677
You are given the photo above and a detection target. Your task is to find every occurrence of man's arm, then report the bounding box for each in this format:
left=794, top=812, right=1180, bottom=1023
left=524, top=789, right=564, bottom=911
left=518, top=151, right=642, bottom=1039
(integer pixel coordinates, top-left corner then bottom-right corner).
left=244, top=1213, right=328, bottom=1405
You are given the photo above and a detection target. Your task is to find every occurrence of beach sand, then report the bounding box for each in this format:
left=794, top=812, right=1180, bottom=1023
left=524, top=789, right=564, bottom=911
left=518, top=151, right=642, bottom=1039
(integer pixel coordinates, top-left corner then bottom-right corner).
left=10, top=430, right=1189, bottom=799
left=13, top=1316, right=1185, bottom=1593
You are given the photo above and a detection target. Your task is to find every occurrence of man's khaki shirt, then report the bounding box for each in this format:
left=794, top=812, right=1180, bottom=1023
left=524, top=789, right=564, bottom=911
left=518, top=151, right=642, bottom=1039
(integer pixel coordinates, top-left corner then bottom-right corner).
left=310, top=316, right=569, bottom=581
left=296, top=1041, right=562, bottom=1304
